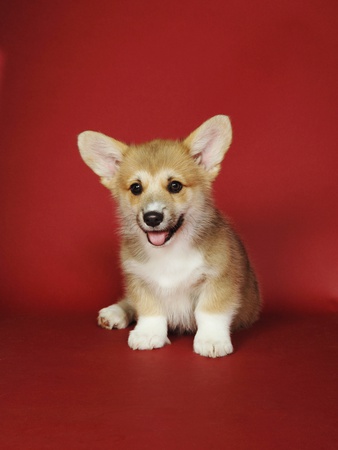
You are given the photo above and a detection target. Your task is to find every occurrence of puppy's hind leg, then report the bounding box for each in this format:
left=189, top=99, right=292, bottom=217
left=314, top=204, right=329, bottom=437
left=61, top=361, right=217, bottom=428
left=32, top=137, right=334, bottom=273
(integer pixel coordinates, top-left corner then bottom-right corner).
left=97, top=299, right=135, bottom=330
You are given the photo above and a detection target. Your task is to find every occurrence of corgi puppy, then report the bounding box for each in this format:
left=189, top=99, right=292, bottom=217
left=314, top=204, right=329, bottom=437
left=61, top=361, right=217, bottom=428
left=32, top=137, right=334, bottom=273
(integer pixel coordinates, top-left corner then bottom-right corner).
left=78, top=115, right=261, bottom=358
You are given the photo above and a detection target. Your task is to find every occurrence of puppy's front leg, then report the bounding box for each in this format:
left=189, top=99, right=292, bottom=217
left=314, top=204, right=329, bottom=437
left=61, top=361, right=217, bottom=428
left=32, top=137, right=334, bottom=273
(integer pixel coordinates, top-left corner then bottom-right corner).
left=128, top=315, right=170, bottom=350
left=193, top=310, right=234, bottom=358
left=127, top=281, right=170, bottom=350
left=193, top=282, right=237, bottom=358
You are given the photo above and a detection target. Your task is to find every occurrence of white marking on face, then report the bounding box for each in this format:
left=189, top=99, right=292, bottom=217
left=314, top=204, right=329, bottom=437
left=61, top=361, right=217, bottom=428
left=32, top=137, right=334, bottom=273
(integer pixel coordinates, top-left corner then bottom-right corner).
left=143, top=201, right=165, bottom=213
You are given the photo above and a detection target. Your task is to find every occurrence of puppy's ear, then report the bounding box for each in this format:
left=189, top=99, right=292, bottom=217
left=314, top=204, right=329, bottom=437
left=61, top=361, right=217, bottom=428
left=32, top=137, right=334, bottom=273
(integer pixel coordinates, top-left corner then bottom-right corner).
left=78, top=131, right=127, bottom=181
left=184, top=115, right=232, bottom=179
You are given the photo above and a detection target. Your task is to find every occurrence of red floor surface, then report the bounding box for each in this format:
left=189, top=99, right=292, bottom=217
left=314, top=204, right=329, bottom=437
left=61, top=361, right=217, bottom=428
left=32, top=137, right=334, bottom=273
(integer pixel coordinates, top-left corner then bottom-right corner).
left=1, top=312, right=337, bottom=449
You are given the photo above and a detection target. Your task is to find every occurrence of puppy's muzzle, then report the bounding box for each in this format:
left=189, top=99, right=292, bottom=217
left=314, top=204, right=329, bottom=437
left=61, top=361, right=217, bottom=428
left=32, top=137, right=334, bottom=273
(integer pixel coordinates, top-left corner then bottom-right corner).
left=141, top=211, right=184, bottom=247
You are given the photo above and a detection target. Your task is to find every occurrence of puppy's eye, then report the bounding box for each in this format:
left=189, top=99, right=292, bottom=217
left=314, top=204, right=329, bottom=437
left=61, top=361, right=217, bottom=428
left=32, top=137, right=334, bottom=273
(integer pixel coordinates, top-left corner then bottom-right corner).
left=168, top=180, right=183, bottom=194
left=130, top=183, right=143, bottom=195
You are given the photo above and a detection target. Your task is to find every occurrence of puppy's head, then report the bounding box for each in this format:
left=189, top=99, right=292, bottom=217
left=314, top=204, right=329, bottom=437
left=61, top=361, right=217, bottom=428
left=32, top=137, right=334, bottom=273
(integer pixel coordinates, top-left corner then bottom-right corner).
left=78, top=115, right=232, bottom=247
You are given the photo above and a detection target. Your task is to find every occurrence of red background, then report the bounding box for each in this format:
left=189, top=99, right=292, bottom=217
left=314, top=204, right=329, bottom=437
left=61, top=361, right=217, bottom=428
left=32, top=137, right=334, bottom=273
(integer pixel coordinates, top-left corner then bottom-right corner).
left=1, top=0, right=337, bottom=314
left=1, top=3, right=338, bottom=450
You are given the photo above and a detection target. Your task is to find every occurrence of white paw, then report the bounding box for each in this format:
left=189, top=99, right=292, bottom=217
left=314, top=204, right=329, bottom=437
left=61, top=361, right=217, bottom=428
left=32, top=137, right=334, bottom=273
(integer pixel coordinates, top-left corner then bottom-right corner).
left=128, top=330, right=170, bottom=350
left=194, top=310, right=234, bottom=358
left=97, top=304, right=129, bottom=330
left=193, top=331, right=233, bottom=358
left=128, top=315, right=170, bottom=351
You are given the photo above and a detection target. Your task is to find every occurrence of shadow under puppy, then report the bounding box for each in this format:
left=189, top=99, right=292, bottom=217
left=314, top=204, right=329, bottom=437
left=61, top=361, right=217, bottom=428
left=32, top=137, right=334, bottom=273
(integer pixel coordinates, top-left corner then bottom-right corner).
left=78, top=115, right=261, bottom=358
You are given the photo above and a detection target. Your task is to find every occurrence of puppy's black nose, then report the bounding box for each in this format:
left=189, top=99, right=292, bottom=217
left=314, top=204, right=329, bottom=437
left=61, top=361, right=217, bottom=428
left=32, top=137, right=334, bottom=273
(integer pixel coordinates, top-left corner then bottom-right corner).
left=143, top=211, right=164, bottom=227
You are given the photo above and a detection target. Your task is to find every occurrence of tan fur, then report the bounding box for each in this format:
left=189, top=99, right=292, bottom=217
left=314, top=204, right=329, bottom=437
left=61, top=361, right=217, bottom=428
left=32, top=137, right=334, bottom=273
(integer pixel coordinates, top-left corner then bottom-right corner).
left=78, top=115, right=261, bottom=356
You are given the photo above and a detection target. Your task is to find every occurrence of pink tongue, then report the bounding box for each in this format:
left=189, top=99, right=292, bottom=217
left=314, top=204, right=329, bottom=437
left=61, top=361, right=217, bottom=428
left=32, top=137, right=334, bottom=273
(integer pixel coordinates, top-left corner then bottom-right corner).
left=147, top=231, right=168, bottom=246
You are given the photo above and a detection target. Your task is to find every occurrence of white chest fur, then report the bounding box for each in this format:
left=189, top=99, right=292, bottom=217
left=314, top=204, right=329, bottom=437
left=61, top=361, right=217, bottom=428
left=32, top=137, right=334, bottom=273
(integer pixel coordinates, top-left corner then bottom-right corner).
left=123, top=239, right=206, bottom=330
left=124, top=239, right=204, bottom=290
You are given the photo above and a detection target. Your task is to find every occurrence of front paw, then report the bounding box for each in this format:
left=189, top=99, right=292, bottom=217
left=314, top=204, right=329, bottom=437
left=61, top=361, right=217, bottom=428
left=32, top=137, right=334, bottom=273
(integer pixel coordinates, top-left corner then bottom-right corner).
left=128, top=330, right=170, bottom=350
left=193, top=331, right=233, bottom=358
left=97, top=304, right=129, bottom=330
left=128, top=316, right=170, bottom=350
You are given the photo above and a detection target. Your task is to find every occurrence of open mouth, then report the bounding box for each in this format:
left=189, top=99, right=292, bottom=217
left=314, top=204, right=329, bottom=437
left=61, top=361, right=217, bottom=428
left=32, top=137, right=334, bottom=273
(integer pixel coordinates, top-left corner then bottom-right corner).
left=146, top=215, right=184, bottom=247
